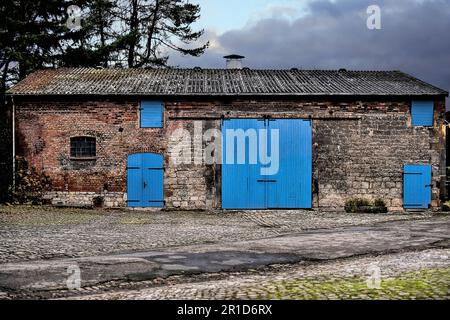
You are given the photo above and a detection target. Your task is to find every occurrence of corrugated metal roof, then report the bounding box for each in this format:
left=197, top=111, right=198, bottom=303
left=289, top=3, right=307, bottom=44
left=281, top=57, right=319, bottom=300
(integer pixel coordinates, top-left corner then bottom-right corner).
left=7, top=67, right=448, bottom=97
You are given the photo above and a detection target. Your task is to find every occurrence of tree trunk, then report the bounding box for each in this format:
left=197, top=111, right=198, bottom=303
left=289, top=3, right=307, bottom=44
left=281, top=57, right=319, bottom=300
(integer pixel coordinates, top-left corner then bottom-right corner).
left=127, top=0, right=139, bottom=68
left=146, top=0, right=160, bottom=61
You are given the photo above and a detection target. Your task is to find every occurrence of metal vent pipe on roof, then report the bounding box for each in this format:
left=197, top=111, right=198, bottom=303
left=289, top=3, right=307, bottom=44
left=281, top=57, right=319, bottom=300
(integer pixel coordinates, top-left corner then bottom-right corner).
left=224, top=54, right=245, bottom=69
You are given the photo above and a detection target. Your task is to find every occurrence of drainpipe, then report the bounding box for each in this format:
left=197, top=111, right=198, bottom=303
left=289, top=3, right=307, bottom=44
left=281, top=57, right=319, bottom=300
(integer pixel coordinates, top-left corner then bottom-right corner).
left=11, top=96, right=15, bottom=191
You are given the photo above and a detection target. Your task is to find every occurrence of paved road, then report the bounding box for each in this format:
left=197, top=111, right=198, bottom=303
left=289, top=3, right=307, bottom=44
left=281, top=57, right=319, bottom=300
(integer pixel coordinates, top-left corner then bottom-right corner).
left=0, top=216, right=448, bottom=298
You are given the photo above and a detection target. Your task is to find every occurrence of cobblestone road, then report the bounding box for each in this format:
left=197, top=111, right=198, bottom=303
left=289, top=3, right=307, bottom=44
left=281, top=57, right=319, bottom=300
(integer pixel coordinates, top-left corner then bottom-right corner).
left=69, top=249, right=450, bottom=300
left=1, top=206, right=448, bottom=300
left=0, top=205, right=429, bottom=263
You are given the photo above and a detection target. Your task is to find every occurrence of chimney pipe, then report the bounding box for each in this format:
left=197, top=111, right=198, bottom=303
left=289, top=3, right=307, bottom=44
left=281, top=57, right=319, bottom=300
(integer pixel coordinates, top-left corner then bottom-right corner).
left=224, top=54, right=245, bottom=69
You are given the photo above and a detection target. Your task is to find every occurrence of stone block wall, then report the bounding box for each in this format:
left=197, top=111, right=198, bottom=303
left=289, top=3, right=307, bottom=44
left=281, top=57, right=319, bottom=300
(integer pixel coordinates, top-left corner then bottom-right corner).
left=14, top=96, right=446, bottom=211
left=44, top=191, right=126, bottom=207
left=165, top=118, right=221, bottom=210
left=315, top=114, right=442, bottom=210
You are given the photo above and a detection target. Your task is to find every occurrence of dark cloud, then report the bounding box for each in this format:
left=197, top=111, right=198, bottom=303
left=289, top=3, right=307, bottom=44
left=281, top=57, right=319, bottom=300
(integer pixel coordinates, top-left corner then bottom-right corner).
left=170, top=0, right=450, bottom=104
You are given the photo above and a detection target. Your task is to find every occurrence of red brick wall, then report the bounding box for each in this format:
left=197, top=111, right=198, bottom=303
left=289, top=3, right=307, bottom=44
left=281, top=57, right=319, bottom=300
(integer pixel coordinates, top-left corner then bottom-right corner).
left=15, top=99, right=166, bottom=194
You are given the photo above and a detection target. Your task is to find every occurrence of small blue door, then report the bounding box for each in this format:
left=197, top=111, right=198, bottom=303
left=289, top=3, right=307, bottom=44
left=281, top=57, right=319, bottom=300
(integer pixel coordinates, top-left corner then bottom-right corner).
left=403, top=164, right=432, bottom=209
left=222, top=119, right=312, bottom=209
left=127, top=153, right=164, bottom=207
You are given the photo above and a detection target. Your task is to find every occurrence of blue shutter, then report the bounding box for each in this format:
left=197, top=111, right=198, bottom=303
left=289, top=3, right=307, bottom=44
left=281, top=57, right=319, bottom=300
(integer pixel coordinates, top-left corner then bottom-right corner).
left=411, top=101, right=434, bottom=127
left=141, top=101, right=163, bottom=128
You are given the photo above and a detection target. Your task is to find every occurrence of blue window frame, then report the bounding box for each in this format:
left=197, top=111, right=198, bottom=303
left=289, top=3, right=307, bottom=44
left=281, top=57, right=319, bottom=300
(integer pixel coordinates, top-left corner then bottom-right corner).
left=411, top=101, right=434, bottom=127
left=140, top=101, right=163, bottom=128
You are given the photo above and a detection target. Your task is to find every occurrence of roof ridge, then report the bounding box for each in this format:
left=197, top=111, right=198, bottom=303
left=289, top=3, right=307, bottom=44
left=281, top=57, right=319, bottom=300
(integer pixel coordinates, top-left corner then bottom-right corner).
left=30, top=67, right=406, bottom=73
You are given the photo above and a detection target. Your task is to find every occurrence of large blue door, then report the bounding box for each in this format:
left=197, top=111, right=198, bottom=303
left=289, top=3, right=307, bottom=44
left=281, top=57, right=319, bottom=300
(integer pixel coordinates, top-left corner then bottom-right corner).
left=403, top=164, right=432, bottom=209
left=127, top=153, right=164, bottom=207
left=222, top=119, right=312, bottom=209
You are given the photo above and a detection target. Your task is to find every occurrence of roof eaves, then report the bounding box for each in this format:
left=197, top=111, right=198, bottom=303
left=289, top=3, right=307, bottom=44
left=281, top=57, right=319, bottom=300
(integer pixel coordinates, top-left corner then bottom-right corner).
left=395, top=71, right=449, bottom=97
left=6, top=92, right=448, bottom=98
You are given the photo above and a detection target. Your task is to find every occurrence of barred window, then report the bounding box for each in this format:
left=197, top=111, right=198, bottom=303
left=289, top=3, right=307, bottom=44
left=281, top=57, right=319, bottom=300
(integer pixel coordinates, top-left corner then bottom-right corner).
left=70, top=137, right=96, bottom=159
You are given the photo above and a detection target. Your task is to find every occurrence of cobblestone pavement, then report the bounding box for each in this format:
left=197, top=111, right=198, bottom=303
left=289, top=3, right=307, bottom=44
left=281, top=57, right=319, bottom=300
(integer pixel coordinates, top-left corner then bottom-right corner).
left=0, top=205, right=432, bottom=263
left=1, top=216, right=448, bottom=299
left=68, top=249, right=450, bottom=300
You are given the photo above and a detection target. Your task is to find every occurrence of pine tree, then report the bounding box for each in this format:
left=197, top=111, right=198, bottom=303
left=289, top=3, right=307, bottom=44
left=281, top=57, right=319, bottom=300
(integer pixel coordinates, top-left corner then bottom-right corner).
left=0, top=0, right=73, bottom=91
left=1, top=0, right=209, bottom=83
left=111, top=0, right=209, bottom=68
left=61, top=0, right=116, bottom=67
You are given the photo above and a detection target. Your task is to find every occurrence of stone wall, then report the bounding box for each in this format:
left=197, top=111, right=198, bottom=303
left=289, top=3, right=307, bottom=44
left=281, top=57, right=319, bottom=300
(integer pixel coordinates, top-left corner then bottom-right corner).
left=315, top=115, right=442, bottom=210
left=14, top=97, right=446, bottom=211
left=165, top=118, right=221, bottom=210
left=44, top=191, right=126, bottom=208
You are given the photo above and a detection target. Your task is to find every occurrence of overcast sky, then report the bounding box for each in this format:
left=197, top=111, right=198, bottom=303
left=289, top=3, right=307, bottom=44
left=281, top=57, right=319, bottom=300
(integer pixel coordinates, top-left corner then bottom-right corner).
left=169, top=0, right=450, bottom=100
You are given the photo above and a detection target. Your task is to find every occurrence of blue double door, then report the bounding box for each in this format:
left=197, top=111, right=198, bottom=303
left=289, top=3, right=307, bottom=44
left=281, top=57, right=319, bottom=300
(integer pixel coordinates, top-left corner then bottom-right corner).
left=127, top=153, right=164, bottom=207
left=222, top=119, right=312, bottom=209
left=403, top=164, right=432, bottom=209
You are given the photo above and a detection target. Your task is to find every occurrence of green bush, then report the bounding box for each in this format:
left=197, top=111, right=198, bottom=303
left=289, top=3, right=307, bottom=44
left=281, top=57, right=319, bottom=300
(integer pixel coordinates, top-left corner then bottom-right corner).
left=442, top=201, right=450, bottom=212
left=344, top=198, right=371, bottom=213
left=373, top=198, right=386, bottom=207
left=345, top=198, right=388, bottom=214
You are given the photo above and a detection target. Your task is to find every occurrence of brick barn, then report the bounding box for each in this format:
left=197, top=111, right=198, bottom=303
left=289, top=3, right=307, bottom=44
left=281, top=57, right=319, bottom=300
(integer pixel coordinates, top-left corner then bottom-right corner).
left=6, top=60, right=449, bottom=212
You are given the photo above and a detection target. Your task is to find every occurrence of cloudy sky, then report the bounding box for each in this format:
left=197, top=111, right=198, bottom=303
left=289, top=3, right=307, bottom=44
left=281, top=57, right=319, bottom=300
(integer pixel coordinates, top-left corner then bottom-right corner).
left=169, top=0, right=450, bottom=99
